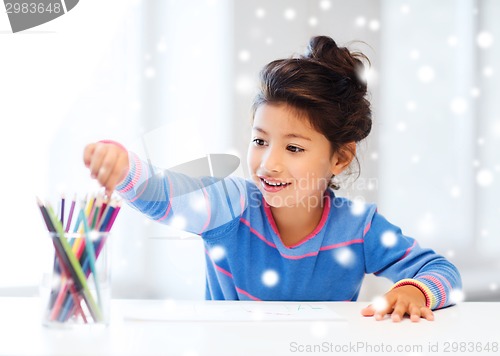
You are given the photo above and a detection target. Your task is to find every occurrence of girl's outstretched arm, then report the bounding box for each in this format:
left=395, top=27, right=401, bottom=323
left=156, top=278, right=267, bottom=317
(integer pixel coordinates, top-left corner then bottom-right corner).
left=86, top=141, right=247, bottom=236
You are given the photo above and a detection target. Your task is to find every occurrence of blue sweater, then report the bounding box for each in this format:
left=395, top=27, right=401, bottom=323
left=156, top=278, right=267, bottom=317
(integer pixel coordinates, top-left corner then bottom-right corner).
left=117, top=153, right=461, bottom=309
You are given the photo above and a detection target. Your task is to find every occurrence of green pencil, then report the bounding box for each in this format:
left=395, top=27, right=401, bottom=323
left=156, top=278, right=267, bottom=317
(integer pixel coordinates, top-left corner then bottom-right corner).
left=78, top=202, right=102, bottom=311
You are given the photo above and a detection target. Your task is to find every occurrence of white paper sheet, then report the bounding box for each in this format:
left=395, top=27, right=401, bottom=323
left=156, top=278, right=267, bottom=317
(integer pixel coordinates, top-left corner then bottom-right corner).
left=124, top=301, right=345, bottom=322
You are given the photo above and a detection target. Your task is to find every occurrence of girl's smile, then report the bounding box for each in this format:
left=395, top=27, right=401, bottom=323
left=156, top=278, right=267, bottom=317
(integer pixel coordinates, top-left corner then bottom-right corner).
left=259, top=176, right=292, bottom=192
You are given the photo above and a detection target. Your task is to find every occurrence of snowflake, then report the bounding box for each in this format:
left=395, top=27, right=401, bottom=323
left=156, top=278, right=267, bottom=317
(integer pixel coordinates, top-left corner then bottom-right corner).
left=235, top=75, right=255, bottom=95
left=162, top=299, right=177, bottom=313
left=170, top=215, right=187, bottom=230
left=483, top=66, right=494, bottom=77
left=450, top=185, right=461, bottom=198
left=189, top=195, right=206, bottom=212
left=284, top=8, right=296, bottom=21
left=238, top=50, right=250, bottom=62
left=406, top=101, right=417, bottom=111
left=255, top=7, right=265, bottom=19
left=368, top=19, right=380, bottom=31
left=349, top=198, right=366, bottom=216
left=309, top=17, right=318, bottom=27
left=477, top=31, right=494, bottom=49
left=209, top=245, right=226, bottom=262
left=396, top=121, right=407, bottom=132
left=355, top=16, right=366, bottom=27
left=449, top=289, right=465, bottom=304
left=156, top=41, right=167, bottom=53
left=470, top=87, right=481, bottom=98
left=450, top=97, right=468, bottom=115
left=89, top=230, right=100, bottom=241
left=447, top=36, right=459, bottom=47
left=417, top=66, right=435, bottom=83
left=319, top=0, right=331, bottom=11
left=262, top=269, right=279, bottom=287
left=409, top=49, right=420, bottom=60
left=476, top=169, right=494, bottom=187
left=309, top=321, right=328, bottom=338
left=333, top=247, right=355, bottom=267
left=144, top=67, right=156, bottom=79
left=381, top=231, right=397, bottom=248
left=371, top=295, right=388, bottom=312
left=493, top=120, right=500, bottom=138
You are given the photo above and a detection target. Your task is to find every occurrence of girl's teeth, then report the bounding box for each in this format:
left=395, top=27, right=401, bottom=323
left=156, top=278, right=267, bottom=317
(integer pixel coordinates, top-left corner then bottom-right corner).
left=264, top=179, right=286, bottom=186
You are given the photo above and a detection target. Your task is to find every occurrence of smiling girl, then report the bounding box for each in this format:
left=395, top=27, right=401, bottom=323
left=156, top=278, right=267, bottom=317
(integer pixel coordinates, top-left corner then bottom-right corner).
left=84, top=36, right=461, bottom=322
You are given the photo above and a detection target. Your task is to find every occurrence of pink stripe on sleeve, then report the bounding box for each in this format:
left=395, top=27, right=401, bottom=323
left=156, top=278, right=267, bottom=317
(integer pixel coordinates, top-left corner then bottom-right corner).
left=119, top=154, right=143, bottom=193
left=420, top=275, right=447, bottom=309
left=363, top=221, right=371, bottom=237
left=398, top=240, right=416, bottom=262
left=156, top=173, right=174, bottom=221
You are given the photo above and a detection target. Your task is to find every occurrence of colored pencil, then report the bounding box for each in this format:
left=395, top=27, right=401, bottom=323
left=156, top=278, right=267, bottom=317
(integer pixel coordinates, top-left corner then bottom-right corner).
left=65, top=195, right=76, bottom=233
left=60, top=194, right=65, bottom=227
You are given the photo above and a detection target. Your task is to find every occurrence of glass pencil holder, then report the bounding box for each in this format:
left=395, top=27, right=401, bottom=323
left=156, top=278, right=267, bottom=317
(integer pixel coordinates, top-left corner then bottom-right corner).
left=42, top=231, right=112, bottom=327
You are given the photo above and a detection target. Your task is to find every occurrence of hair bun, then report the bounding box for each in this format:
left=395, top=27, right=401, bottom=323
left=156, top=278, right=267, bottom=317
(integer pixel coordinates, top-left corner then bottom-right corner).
left=305, top=36, right=340, bottom=61
left=304, top=36, right=367, bottom=92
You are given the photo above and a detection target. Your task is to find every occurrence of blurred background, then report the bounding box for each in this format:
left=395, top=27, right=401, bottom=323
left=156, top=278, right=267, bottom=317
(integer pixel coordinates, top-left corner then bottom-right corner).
left=0, top=0, right=498, bottom=302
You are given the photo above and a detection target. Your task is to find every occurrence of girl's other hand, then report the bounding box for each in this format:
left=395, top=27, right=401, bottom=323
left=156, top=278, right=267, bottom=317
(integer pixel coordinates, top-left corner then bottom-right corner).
left=360, top=285, right=434, bottom=322
left=83, top=141, right=129, bottom=196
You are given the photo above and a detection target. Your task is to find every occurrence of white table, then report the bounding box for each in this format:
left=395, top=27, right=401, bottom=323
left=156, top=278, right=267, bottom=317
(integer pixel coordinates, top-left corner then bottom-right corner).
left=1, top=298, right=499, bottom=356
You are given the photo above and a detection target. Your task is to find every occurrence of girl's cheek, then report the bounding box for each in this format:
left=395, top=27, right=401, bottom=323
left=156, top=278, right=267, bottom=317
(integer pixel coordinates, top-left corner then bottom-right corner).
left=247, top=147, right=258, bottom=172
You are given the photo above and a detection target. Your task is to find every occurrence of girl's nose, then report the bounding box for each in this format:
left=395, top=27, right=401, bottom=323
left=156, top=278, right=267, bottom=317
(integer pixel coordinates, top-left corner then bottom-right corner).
left=261, top=147, right=283, bottom=173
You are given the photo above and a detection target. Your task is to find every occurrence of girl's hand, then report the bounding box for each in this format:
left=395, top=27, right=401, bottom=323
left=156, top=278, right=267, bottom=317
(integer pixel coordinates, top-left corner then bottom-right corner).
left=83, top=141, right=129, bottom=196
left=361, top=285, right=434, bottom=322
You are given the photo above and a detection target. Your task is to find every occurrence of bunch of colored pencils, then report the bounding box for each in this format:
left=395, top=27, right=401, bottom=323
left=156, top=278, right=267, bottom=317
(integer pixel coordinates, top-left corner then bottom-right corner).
left=37, top=193, right=121, bottom=324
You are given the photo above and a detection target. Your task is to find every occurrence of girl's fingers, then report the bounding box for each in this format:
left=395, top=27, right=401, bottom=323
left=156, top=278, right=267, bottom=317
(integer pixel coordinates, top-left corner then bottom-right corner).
left=391, top=302, right=408, bottom=322
left=420, top=307, right=435, bottom=321
left=374, top=294, right=397, bottom=321
left=360, top=304, right=375, bottom=316
left=104, top=148, right=129, bottom=194
left=88, top=143, right=107, bottom=179
left=97, top=149, right=118, bottom=188
left=408, top=304, right=422, bottom=322
left=83, top=143, right=96, bottom=168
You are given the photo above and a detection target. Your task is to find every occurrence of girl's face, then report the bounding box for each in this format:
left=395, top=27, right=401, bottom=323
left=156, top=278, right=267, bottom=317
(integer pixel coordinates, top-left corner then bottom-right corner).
left=248, top=103, right=343, bottom=209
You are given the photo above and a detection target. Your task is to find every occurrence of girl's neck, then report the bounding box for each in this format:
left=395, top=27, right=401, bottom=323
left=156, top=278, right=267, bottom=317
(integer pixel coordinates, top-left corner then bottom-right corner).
left=269, top=198, right=326, bottom=247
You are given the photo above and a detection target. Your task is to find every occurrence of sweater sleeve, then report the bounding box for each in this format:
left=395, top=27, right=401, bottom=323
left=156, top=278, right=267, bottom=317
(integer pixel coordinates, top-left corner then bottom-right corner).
left=363, top=210, right=462, bottom=310
left=115, top=151, right=247, bottom=235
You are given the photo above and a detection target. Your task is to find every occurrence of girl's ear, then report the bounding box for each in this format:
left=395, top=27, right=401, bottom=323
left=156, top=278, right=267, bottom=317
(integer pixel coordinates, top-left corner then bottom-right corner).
left=330, top=142, right=356, bottom=175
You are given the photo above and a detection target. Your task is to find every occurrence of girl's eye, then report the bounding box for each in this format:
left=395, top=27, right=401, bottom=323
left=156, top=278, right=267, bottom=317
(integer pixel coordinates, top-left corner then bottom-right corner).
left=287, top=145, right=304, bottom=153
left=253, top=138, right=266, bottom=146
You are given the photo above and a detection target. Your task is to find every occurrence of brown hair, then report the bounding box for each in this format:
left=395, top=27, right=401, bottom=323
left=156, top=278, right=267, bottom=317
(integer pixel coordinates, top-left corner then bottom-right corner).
left=252, top=36, right=372, bottom=189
